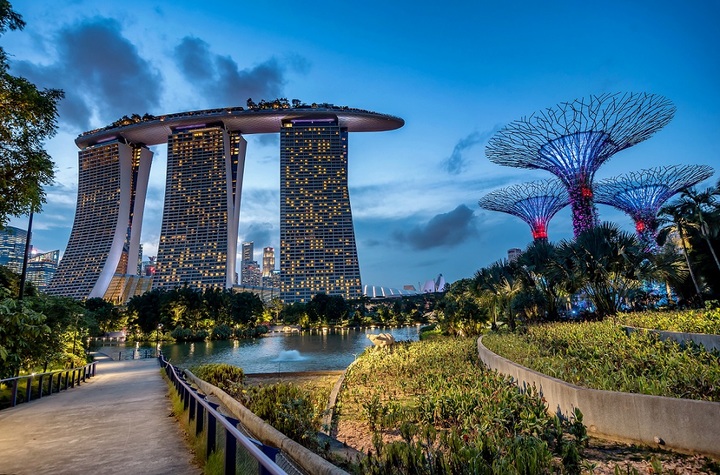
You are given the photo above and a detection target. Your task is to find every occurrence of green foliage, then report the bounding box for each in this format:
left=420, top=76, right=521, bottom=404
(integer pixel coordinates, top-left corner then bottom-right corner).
left=210, top=324, right=232, bottom=340
left=0, top=289, right=50, bottom=378
left=170, top=326, right=208, bottom=342
left=340, top=338, right=586, bottom=474
left=240, top=383, right=323, bottom=450
left=191, top=363, right=244, bottom=396
left=0, top=3, right=64, bottom=225
left=483, top=321, right=720, bottom=400
left=617, top=308, right=720, bottom=334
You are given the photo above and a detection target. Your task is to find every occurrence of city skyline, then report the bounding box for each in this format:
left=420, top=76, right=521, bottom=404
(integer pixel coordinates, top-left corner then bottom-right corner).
left=3, top=1, right=719, bottom=289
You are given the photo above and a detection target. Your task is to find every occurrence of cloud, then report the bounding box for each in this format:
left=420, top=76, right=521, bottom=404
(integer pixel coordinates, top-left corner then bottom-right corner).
left=173, top=36, right=306, bottom=107
left=12, top=17, right=163, bottom=130
left=392, top=204, right=479, bottom=250
left=442, top=126, right=501, bottom=175
left=240, top=222, right=274, bottom=252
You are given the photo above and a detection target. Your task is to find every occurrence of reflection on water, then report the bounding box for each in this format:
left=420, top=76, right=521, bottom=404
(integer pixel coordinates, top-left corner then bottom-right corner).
left=93, top=326, right=420, bottom=374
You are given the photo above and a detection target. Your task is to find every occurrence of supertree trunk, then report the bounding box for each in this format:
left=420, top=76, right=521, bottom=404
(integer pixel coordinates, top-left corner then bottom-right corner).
left=568, top=182, right=599, bottom=237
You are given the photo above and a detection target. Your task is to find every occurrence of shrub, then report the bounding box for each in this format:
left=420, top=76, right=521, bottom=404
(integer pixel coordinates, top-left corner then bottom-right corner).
left=192, top=363, right=244, bottom=397
left=240, top=383, right=322, bottom=451
left=210, top=324, right=232, bottom=340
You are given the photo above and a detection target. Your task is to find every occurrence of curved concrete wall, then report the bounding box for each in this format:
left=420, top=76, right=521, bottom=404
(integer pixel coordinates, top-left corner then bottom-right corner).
left=184, top=370, right=349, bottom=475
left=477, top=337, right=720, bottom=458
left=623, top=326, right=720, bottom=352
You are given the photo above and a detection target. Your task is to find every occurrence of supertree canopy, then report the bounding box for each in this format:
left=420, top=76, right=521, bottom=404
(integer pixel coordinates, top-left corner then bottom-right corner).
left=485, top=92, right=676, bottom=237
left=595, top=164, right=714, bottom=247
left=478, top=179, right=569, bottom=241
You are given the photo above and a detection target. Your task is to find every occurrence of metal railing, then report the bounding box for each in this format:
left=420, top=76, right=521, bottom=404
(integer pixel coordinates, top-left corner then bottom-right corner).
left=117, top=349, right=155, bottom=360
left=159, top=354, right=286, bottom=475
left=0, top=361, right=98, bottom=409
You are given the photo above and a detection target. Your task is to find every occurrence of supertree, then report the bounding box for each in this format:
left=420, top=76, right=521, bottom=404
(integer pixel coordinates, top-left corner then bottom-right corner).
left=478, top=179, right=569, bottom=241
left=485, top=92, right=676, bottom=237
left=595, top=164, right=714, bottom=247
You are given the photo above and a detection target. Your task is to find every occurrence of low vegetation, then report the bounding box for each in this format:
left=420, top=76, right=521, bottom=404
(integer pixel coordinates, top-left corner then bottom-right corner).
left=482, top=321, right=720, bottom=401
left=190, top=363, right=330, bottom=453
left=616, top=307, right=720, bottom=334
left=336, top=338, right=588, bottom=474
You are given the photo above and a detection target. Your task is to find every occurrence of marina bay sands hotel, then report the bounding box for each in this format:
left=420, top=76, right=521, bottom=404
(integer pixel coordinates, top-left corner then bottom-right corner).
left=47, top=103, right=403, bottom=303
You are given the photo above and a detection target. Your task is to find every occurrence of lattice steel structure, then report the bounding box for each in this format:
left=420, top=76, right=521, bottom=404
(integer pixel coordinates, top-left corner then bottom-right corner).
left=478, top=179, right=569, bottom=241
left=485, top=92, right=676, bottom=237
left=595, top=164, right=714, bottom=247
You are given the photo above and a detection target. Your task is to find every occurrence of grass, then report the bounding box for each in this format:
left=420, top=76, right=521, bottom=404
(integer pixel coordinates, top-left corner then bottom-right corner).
left=482, top=321, right=720, bottom=401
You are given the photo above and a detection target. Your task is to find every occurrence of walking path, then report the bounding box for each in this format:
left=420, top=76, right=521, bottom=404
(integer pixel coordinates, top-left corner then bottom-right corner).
left=0, top=355, right=200, bottom=475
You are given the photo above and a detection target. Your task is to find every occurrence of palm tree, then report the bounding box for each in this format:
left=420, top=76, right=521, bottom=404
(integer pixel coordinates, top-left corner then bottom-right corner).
left=679, top=186, right=720, bottom=273
left=657, top=202, right=704, bottom=303
left=516, top=240, right=575, bottom=320
left=474, top=260, right=522, bottom=330
left=645, top=245, right=688, bottom=306
left=556, top=223, right=647, bottom=318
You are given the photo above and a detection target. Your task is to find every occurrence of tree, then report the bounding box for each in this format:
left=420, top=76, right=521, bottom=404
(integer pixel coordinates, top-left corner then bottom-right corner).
left=84, top=297, right=122, bottom=335
left=557, top=223, right=648, bottom=318
left=230, top=291, right=264, bottom=326
left=0, top=288, right=50, bottom=377
left=679, top=186, right=720, bottom=274
left=0, top=2, right=64, bottom=225
left=658, top=202, right=704, bottom=302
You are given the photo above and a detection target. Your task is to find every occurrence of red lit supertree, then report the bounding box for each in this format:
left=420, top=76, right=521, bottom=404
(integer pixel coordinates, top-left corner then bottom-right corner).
left=595, top=164, right=714, bottom=248
left=478, top=180, right=569, bottom=241
left=485, top=92, right=676, bottom=237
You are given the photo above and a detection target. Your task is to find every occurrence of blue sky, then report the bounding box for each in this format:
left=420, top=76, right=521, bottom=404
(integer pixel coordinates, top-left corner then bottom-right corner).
left=4, top=1, right=719, bottom=289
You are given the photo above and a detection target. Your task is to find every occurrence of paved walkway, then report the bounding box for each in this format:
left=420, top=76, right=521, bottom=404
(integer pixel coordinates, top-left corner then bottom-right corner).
left=0, top=355, right=200, bottom=474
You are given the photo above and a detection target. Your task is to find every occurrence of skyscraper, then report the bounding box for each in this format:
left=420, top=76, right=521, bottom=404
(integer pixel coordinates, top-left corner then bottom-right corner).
left=240, top=241, right=261, bottom=286
left=280, top=117, right=361, bottom=302
left=27, top=250, right=60, bottom=292
left=262, top=247, right=275, bottom=278
left=0, top=225, right=26, bottom=273
left=153, top=126, right=245, bottom=290
left=48, top=140, right=151, bottom=299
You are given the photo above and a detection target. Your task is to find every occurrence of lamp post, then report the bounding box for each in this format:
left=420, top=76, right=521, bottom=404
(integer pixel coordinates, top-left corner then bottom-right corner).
left=156, top=323, right=163, bottom=356
left=18, top=210, right=34, bottom=301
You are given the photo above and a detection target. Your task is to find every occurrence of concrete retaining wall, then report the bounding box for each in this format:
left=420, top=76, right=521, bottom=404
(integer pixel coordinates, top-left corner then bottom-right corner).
left=184, top=370, right=349, bottom=475
left=623, top=326, right=720, bottom=352
left=477, top=337, right=720, bottom=458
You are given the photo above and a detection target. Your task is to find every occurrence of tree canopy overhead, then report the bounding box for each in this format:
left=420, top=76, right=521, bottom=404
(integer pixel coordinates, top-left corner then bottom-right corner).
left=0, top=1, right=64, bottom=226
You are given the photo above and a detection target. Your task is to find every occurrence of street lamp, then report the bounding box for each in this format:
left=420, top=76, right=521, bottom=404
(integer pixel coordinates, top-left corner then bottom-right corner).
left=156, top=323, right=163, bottom=356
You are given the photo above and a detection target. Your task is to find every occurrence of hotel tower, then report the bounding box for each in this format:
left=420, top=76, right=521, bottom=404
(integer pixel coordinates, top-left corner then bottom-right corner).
left=152, top=126, right=245, bottom=290
left=280, top=118, right=361, bottom=302
left=48, top=104, right=402, bottom=302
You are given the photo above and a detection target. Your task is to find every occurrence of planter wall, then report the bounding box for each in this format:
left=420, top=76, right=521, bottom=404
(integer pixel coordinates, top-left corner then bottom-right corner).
left=477, top=337, right=720, bottom=458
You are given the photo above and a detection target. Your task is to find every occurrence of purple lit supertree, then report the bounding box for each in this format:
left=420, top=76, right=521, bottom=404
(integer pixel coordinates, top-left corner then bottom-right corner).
left=478, top=180, right=569, bottom=241
left=485, top=93, right=676, bottom=237
left=595, top=164, right=714, bottom=247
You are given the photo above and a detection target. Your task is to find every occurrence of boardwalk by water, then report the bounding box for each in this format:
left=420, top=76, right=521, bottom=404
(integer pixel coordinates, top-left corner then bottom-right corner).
left=0, top=355, right=200, bottom=475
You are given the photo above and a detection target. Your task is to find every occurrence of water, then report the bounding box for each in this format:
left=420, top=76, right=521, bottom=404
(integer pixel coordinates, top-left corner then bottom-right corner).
left=93, top=326, right=420, bottom=374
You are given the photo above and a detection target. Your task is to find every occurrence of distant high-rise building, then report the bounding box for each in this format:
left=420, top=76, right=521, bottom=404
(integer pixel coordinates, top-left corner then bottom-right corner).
left=153, top=126, right=245, bottom=290
left=48, top=140, right=151, bottom=299
left=27, top=250, right=60, bottom=291
left=508, top=248, right=522, bottom=262
left=240, top=241, right=262, bottom=286
left=0, top=225, right=27, bottom=273
left=241, top=241, right=254, bottom=262
left=279, top=118, right=362, bottom=303
left=262, top=246, right=275, bottom=278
